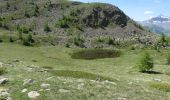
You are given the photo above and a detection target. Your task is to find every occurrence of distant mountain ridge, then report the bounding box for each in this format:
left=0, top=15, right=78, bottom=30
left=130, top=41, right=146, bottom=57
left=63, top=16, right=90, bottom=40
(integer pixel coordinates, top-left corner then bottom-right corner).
left=139, top=15, right=170, bottom=35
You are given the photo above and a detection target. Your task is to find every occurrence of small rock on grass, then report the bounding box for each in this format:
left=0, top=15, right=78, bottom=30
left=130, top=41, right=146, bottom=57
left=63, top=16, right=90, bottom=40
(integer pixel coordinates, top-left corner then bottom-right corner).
left=59, top=89, right=70, bottom=93
left=12, top=59, right=20, bottom=62
left=0, top=78, right=9, bottom=84
left=0, top=89, right=10, bottom=99
left=21, top=89, right=27, bottom=93
left=28, top=91, right=40, bottom=99
left=0, top=62, right=4, bottom=67
left=23, top=79, right=34, bottom=86
left=41, top=83, right=50, bottom=89
left=118, top=97, right=127, bottom=100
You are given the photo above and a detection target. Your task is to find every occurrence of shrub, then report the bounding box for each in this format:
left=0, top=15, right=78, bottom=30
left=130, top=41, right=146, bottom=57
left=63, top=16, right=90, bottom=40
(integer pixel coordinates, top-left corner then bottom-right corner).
left=167, top=53, right=170, bottom=65
left=33, top=4, right=39, bottom=16
left=0, top=67, right=7, bottom=75
left=73, top=35, right=84, bottom=47
left=97, top=36, right=104, bottom=43
left=151, top=83, right=170, bottom=92
left=24, top=11, right=30, bottom=18
left=9, top=37, right=14, bottom=42
left=18, top=32, right=23, bottom=40
left=23, top=34, right=34, bottom=46
left=56, top=17, right=69, bottom=28
left=0, top=39, right=3, bottom=43
left=6, top=1, right=10, bottom=9
left=106, top=37, right=115, bottom=45
left=44, top=23, right=51, bottom=32
left=137, top=52, right=154, bottom=72
left=158, top=33, right=168, bottom=47
left=17, top=25, right=30, bottom=34
left=65, top=43, right=70, bottom=48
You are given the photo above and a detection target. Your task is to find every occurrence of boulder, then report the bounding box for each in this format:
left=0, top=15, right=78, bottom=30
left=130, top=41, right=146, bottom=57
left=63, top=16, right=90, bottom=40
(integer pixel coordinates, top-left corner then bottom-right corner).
left=28, top=91, right=40, bottom=99
left=0, top=78, right=9, bottom=84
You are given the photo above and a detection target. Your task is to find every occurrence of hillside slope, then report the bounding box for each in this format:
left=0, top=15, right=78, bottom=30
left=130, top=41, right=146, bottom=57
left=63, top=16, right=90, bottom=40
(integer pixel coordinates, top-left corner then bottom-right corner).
left=0, top=0, right=156, bottom=47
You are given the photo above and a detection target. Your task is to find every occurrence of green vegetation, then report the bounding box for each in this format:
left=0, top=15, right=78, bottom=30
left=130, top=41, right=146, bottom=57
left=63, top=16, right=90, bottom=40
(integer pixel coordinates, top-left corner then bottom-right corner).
left=167, top=53, right=170, bottom=65
left=44, top=23, right=51, bottom=32
left=106, top=37, right=115, bottom=45
left=50, top=70, right=115, bottom=81
left=23, top=34, right=35, bottom=46
left=73, top=34, right=84, bottom=47
left=0, top=42, right=169, bottom=100
left=0, top=0, right=170, bottom=99
left=137, top=52, right=154, bottom=72
left=151, top=83, right=170, bottom=92
left=71, top=49, right=121, bottom=60
left=0, top=67, right=7, bottom=75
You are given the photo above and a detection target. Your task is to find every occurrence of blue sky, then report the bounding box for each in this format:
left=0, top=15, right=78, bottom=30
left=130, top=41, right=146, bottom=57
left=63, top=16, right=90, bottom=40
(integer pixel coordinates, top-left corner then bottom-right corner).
left=72, top=0, right=170, bottom=21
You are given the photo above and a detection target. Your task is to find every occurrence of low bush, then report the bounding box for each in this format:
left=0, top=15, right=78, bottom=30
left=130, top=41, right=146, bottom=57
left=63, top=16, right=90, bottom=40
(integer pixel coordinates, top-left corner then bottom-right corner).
left=167, top=53, right=170, bottom=65
left=151, top=83, right=170, bottom=92
left=23, top=34, right=35, bottom=46
left=9, top=37, right=14, bottom=42
left=44, top=23, right=51, bottom=32
left=106, top=37, right=115, bottom=45
left=0, top=67, right=7, bottom=75
left=71, top=49, right=121, bottom=60
left=73, top=35, right=84, bottom=47
left=0, top=38, right=3, bottom=43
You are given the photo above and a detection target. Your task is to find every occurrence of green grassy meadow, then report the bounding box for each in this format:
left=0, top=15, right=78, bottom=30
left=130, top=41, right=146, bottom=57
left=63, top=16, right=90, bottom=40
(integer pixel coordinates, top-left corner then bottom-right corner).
left=0, top=31, right=170, bottom=100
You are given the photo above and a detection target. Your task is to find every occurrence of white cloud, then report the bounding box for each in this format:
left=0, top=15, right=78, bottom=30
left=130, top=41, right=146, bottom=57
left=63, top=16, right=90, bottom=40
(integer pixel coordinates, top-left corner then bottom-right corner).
left=144, top=11, right=154, bottom=15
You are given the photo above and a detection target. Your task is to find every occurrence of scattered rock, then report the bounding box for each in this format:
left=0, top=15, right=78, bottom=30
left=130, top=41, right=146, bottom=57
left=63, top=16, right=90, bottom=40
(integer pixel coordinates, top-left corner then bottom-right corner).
left=78, top=83, right=85, bottom=90
left=63, top=82, right=67, bottom=84
left=21, top=89, right=28, bottom=93
left=154, top=78, right=161, bottom=82
left=0, top=78, right=9, bottom=84
left=0, top=62, right=4, bottom=67
left=104, top=80, right=117, bottom=85
left=6, top=97, right=12, bottom=100
left=7, top=63, right=15, bottom=67
left=12, top=59, right=20, bottom=62
left=128, top=82, right=133, bottom=85
left=23, top=79, right=34, bottom=86
left=118, top=97, right=127, bottom=100
left=28, top=91, right=40, bottom=99
left=0, top=89, right=10, bottom=99
left=41, top=83, right=50, bottom=89
left=95, top=84, right=102, bottom=88
left=59, top=89, right=70, bottom=93
left=77, top=79, right=84, bottom=83
left=46, top=76, right=54, bottom=80
left=45, top=89, right=51, bottom=91
left=27, top=68, right=33, bottom=72
left=38, top=89, right=43, bottom=92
